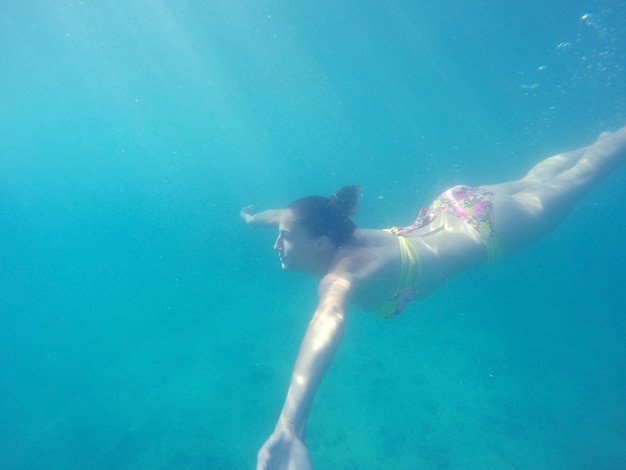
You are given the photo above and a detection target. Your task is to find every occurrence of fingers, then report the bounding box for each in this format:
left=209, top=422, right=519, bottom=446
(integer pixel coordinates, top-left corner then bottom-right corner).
left=240, top=206, right=256, bottom=224
left=241, top=205, right=255, bottom=215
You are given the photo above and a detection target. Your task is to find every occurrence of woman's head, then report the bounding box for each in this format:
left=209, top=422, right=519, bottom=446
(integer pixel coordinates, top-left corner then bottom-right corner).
left=287, top=185, right=360, bottom=246
left=273, top=186, right=360, bottom=273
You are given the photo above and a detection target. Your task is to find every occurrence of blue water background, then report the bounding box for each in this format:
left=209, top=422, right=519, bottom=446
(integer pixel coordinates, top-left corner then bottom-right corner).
left=1, top=1, right=625, bottom=468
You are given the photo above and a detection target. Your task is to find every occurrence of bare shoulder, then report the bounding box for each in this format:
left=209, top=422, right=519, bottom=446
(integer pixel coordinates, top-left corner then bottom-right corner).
left=324, top=230, right=401, bottom=311
left=331, top=230, right=396, bottom=268
left=353, top=228, right=393, bottom=244
left=319, top=272, right=353, bottom=293
left=338, top=229, right=398, bottom=257
left=328, top=230, right=398, bottom=284
left=316, top=271, right=354, bottom=313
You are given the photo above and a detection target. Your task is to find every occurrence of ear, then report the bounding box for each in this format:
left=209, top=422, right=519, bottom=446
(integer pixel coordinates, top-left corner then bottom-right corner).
left=315, top=236, right=332, bottom=253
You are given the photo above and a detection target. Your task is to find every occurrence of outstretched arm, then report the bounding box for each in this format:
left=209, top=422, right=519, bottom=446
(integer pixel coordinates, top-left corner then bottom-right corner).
left=240, top=206, right=284, bottom=227
left=257, top=273, right=352, bottom=470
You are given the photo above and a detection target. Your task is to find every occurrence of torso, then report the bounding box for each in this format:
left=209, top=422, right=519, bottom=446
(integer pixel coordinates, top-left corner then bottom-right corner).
left=328, top=212, right=489, bottom=313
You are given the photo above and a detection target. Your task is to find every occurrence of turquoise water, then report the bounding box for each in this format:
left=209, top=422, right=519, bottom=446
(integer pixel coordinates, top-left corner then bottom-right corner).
left=1, top=1, right=625, bottom=469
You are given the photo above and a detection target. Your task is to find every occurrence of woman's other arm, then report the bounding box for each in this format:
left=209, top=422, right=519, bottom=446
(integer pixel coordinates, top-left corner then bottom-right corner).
left=257, top=273, right=351, bottom=470
left=240, top=206, right=284, bottom=227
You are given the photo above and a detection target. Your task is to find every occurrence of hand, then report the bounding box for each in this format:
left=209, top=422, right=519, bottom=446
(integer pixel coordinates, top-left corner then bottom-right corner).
left=240, top=205, right=256, bottom=224
left=256, top=428, right=311, bottom=470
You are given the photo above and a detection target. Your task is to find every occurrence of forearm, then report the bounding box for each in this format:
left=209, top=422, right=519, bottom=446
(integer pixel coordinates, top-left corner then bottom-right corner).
left=247, top=209, right=283, bottom=227
left=276, top=309, right=346, bottom=439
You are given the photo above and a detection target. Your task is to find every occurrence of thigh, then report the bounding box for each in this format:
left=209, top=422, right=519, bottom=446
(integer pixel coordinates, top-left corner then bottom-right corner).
left=491, top=189, right=576, bottom=255
left=481, top=147, right=589, bottom=196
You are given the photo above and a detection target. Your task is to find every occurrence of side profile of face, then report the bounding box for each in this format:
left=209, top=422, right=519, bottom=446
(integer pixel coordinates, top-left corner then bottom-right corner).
left=274, top=209, right=329, bottom=273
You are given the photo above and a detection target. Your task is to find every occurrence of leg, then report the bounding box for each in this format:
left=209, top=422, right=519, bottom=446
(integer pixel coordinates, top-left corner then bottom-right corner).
left=483, top=130, right=621, bottom=196
left=486, top=125, right=626, bottom=254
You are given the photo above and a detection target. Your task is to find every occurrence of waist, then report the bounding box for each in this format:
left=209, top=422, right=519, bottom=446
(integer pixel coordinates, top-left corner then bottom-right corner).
left=374, top=232, right=422, bottom=319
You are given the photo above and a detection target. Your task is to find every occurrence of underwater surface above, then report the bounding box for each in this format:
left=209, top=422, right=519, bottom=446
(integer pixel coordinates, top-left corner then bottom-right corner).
left=1, top=1, right=625, bottom=468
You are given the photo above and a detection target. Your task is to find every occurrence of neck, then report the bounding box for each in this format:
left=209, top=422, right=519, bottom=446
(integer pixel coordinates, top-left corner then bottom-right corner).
left=310, top=246, right=339, bottom=277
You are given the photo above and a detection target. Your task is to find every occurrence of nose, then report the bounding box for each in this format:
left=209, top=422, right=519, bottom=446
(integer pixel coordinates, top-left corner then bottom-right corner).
left=273, top=235, right=282, bottom=251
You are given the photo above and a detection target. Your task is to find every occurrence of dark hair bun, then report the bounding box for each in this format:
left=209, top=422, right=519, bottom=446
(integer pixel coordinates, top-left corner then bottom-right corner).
left=287, top=185, right=361, bottom=246
left=329, top=185, right=361, bottom=217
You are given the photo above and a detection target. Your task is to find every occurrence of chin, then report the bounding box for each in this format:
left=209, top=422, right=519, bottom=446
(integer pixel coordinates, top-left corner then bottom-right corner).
left=281, top=261, right=303, bottom=272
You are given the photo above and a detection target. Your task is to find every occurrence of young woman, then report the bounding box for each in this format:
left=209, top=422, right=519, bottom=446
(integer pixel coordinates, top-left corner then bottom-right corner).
left=241, top=125, right=626, bottom=470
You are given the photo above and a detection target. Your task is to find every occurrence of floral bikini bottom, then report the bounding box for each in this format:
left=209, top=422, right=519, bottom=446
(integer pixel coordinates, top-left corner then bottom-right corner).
left=377, top=186, right=502, bottom=320
left=391, top=185, right=502, bottom=263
